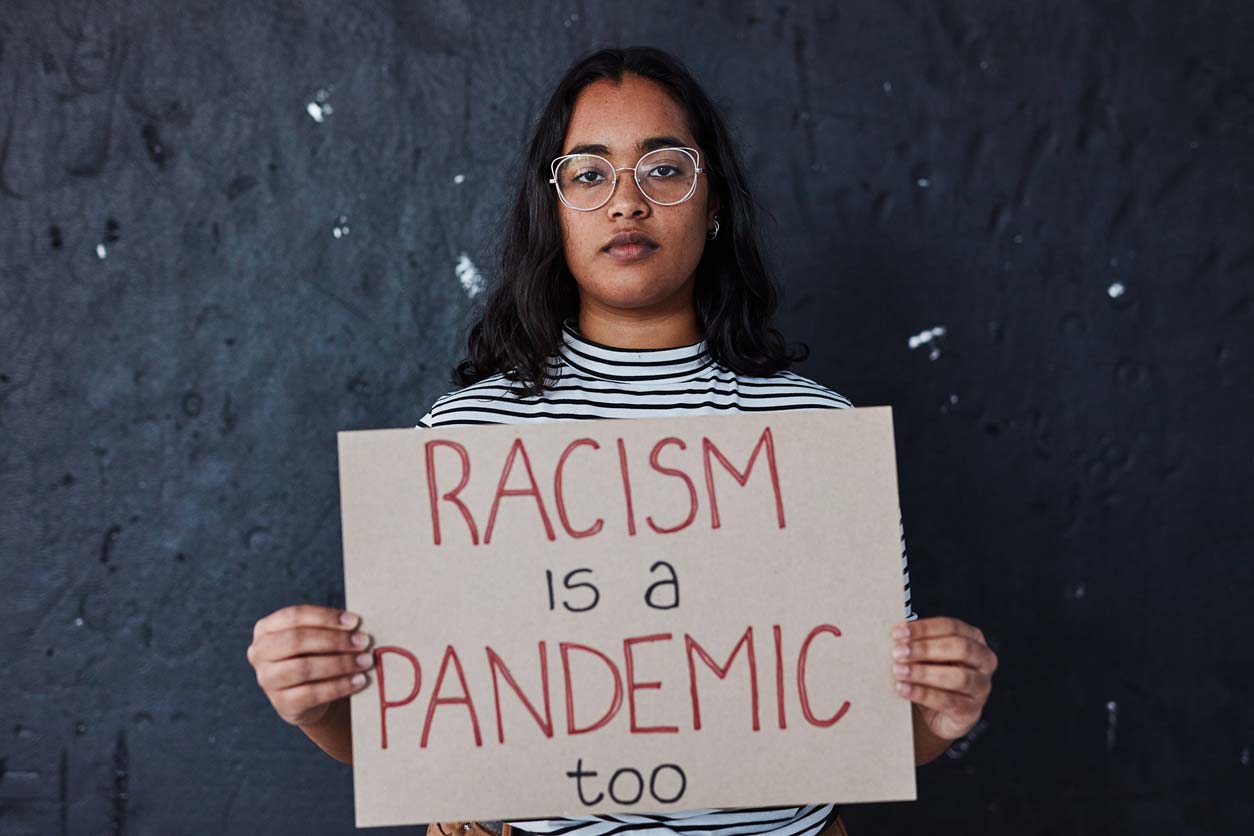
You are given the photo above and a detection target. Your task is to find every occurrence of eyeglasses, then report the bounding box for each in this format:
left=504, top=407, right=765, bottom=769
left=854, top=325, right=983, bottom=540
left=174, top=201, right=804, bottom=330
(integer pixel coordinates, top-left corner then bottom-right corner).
left=548, top=146, right=705, bottom=211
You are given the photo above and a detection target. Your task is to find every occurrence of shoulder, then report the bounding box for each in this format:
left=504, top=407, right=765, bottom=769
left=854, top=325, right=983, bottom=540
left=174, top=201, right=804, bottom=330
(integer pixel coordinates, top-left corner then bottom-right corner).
left=734, top=367, right=854, bottom=410
left=415, top=373, right=527, bottom=427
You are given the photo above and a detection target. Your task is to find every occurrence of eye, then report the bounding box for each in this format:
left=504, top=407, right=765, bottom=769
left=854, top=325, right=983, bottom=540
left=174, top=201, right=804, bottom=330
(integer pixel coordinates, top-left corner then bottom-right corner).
left=573, top=169, right=606, bottom=184
left=645, top=164, right=680, bottom=178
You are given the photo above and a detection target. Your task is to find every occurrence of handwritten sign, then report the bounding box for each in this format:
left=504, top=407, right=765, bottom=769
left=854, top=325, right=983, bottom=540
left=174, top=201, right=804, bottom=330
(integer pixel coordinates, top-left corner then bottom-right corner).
left=336, top=407, right=916, bottom=828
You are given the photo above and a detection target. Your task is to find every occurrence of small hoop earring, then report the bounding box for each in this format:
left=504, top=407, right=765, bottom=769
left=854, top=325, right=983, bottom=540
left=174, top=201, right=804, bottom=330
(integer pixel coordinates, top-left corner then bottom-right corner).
left=706, top=217, right=720, bottom=240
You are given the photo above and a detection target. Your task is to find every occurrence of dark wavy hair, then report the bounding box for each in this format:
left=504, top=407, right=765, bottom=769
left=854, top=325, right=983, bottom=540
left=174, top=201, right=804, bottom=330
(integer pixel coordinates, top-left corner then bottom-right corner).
left=452, top=45, right=809, bottom=396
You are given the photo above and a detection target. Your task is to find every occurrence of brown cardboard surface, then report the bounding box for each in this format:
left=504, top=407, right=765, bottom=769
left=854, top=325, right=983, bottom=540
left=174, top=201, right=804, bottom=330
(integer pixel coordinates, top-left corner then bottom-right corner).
left=336, top=406, right=916, bottom=828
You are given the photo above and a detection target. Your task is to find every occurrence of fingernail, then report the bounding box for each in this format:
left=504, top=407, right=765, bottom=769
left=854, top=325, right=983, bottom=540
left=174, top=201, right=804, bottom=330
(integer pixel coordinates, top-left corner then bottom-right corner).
left=895, top=681, right=909, bottom=695
left=340, top=612, right=361, bottom=628
left=355, top=653, right=372, bottom=669
left=351, top=673, right=366, bottom=686
left=892, top=643, right=910, bottom=659
left=351, top=632, right=370, bottom=649
left=891, top=624, right=909, bottom=639
left=892, top=664, right=910, bottom=678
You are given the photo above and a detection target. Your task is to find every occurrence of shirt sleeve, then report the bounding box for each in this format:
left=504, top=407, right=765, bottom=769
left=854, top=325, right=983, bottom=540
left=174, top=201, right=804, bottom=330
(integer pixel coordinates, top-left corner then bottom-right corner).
left=900, top=508, right=917, bottom=621
left=417, top=389, right=457, bottom=427
left=416, top=398, right=439, bottom=428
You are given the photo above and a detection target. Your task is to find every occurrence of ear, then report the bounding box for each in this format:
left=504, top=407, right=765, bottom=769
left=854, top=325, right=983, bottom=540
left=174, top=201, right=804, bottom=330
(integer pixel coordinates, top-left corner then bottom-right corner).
left=707, top=191, right=721, bottom=225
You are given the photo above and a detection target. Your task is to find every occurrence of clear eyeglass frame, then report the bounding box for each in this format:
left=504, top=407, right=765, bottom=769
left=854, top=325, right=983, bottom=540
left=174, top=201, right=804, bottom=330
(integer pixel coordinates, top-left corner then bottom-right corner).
left=548, top=146, right=705, bottom=211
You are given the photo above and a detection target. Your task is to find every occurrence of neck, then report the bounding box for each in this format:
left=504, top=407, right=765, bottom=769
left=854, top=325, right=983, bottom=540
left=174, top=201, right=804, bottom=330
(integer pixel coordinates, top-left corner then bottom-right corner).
left=576, top=300, right=702, bottom=350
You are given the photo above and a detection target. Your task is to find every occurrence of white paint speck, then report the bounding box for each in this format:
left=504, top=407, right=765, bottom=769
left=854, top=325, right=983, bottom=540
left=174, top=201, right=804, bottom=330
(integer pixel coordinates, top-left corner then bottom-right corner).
left=979, top=60, right=990, bottom=71
left=332, top=215, right=350, bottom=239
left=915, top=178, right=931, bottom=188
left=1107, top=282, right=1125, bottom=298
left=306, top=87, right=334, bottom=123
left=908, top=326, right=946, bottom=361
left=74, top=617, right=84, bottom=627
left=95, top=243, right=107, bottom=259
left=1105, top=700, right=1118, bottom=752
left=1241, top=745, right=1250, bottom=766
left=453, top=173, right=465, bottom=184
left=882, top=81, right=892, bottom=95
left=1066, top=582, right=1086, bottom=600
left=1013, top=234, right=1023, bottom=244
left=455, top=252, right=485, bottom=298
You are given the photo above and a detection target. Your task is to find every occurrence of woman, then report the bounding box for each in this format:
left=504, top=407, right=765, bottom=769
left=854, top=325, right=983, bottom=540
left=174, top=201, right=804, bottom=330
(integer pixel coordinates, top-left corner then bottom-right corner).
left=247, top=46, right=998, bottom=836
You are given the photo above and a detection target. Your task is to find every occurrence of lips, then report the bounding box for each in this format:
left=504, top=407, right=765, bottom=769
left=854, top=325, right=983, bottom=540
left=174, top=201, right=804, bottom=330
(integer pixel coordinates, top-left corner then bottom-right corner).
left=602, top=230, right=659, bottom=252
left=601, top=230, right=659, bottom=263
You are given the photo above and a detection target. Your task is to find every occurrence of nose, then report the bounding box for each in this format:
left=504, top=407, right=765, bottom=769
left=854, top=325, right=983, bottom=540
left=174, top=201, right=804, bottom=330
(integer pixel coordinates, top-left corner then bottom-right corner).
left=605, top=166, right=651, bottom=218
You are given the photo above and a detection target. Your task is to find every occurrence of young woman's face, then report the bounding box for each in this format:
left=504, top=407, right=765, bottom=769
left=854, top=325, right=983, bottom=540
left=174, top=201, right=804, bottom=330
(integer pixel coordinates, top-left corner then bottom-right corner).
left=556, top=74, right=719, bottom=315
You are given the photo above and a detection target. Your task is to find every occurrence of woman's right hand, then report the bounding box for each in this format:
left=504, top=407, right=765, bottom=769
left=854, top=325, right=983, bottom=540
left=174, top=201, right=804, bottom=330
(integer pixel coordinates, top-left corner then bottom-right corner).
left=246, top=604, right=375, bottom=727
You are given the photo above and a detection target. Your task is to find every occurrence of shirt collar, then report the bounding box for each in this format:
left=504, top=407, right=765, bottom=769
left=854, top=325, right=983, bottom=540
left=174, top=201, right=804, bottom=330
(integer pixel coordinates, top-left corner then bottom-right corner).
left=556, top=316, right=713, bottom=383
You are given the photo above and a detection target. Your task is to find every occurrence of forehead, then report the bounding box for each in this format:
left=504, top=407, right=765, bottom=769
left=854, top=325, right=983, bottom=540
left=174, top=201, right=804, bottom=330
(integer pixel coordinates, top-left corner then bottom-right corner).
left=562, top=75, right=695, bottom=158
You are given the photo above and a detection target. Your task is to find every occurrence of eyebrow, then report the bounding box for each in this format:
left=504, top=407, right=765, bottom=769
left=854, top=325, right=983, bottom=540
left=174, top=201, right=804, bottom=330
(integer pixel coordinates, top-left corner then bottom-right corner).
left=564, top=135, right=690, bottom=157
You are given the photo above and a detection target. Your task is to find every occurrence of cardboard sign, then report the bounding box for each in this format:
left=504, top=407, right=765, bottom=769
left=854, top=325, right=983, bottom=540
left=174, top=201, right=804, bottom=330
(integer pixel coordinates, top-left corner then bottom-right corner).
left=336, top=406, right=916, bottom=828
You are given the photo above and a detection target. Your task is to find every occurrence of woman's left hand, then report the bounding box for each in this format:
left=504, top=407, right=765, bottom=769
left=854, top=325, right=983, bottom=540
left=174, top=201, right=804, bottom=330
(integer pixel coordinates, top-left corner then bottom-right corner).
left=890, top=616, right=998, bottom=741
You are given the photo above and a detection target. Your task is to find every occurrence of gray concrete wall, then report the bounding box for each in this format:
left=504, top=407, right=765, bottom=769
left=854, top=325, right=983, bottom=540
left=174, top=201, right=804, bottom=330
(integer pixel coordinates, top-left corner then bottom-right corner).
left=1, top=1, right=1251, bottom=833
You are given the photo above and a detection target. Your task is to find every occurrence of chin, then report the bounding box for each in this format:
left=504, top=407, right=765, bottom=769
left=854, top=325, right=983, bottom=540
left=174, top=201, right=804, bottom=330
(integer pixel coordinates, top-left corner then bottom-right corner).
left=586, top=276, right=685, bottom=308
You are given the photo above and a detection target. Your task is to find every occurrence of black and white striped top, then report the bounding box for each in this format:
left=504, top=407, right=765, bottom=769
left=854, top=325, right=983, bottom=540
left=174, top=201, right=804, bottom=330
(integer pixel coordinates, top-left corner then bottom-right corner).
left=416, top=316, right=917, bottom=836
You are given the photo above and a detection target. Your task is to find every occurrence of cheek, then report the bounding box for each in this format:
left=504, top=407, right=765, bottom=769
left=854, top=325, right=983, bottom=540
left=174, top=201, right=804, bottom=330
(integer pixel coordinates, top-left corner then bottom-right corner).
left=662, top=207, right=708, bottom=256
left=675, top=187, right=713, bottom=241
left=559, top=213, right=595, bottom=262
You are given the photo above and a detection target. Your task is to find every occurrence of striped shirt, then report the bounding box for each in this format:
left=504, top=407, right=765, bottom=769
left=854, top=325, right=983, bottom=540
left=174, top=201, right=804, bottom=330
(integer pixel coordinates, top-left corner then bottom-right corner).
left=416, top=316, right=917, bottom=836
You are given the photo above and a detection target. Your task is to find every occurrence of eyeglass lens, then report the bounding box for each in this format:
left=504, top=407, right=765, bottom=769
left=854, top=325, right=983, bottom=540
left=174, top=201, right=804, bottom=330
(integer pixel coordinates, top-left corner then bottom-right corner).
left=554, top=148, right=697, bottom=209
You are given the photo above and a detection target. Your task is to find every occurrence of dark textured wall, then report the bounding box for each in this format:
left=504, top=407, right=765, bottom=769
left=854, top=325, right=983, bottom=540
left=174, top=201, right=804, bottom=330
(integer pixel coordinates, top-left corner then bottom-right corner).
left=2, top=1, right=1251, bottom=834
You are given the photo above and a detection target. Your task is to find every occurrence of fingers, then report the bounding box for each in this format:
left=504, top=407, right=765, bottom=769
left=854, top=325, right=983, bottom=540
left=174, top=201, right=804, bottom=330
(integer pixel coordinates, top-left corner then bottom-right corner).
left=253, top=604, right=361, bottom=642
left=270, top=672, right=372, bottom=725
left=893, top=661, right=991, bottom=699
left=246, top=604, right=374, bottom=728
left=257, top=650, right=376, bottom=691
left=894, top=680, right=980, bottom=719
left=891, top=616, right=999, bottom=676
left=893, top=634, right=998, bottom=674
left=891, top=615, right=983, bottom=645
left=249, top=626, right=372, bottom=665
